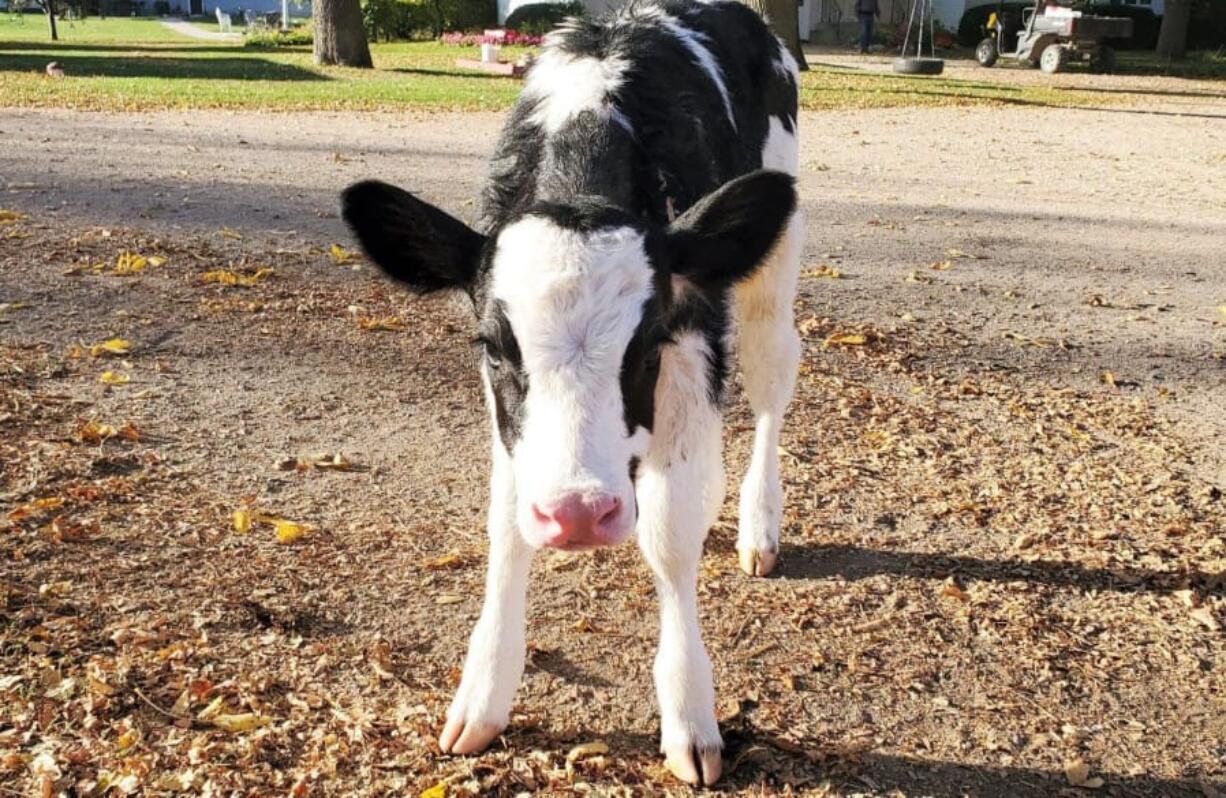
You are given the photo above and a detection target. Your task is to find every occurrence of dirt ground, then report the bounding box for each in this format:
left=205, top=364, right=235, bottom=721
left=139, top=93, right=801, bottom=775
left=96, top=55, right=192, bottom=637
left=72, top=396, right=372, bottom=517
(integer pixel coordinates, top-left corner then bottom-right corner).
left=2, top=86, right=1225, bottom=797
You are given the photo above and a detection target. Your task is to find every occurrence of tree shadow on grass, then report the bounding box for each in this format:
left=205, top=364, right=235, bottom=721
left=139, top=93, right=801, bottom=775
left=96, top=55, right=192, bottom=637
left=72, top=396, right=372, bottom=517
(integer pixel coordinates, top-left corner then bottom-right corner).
left=0, top=41, right=245, bottom=54
left=0, top=52, right=326, bottom=80
left=390, top=66, right=522, bottom=81
left=777, top=542, right=1224, bottom=596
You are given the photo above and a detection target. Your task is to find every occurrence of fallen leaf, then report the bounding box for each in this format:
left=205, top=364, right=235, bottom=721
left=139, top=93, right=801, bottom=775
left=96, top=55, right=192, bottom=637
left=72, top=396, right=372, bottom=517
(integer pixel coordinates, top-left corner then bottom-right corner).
left=233, top=509, right=252, bottom=535
left=1217, top=305, right=1226, bottom=318
left=436, top=594, right=464, bottom=605
left=196, top=696, right=225, bottom=721
left=0, top=209, right=29, bottom=224
left=112, top=252, right=148, bottom=275
left=423, top=553, right=467, bottom=571
left=89, top=338, right=131, bottom=357
left=1100, top=371, right=1117, bottom=388
left=330, top=244, right=355, bottom=265
left=210, top=713, right=271, bottom=733
left=905, top=270, right=933, bottom=284
left=77, top=421, right=118, bottom=444
left=218, top=227, right=243, bottom=240
left=273, top=519, right=309, bottom=544
left=419, top=784, right=447, bottom=798
left=357, top=316, right=404, bottom=332
left=929, top=260, right=954, bottom=271
left=807, top=264, right=842, bottom=279
left=823, top=332, right=868, bottom=348
left=1190, top=606, right=1220, bottom=632
left=201, top=268, right=273, bottom=287
left=1064, top=758, right=1104, bottom=788
left=566, top=741, right=609, bottom=765
left=8, top=497, right=65, bottom=521
left=311, top=453, right=355, bottom=470
left=39, top=580, right=73, bottom=597
left=940, top=578, right=970, bottom=603
left=100, top=371, right=131, bottom=385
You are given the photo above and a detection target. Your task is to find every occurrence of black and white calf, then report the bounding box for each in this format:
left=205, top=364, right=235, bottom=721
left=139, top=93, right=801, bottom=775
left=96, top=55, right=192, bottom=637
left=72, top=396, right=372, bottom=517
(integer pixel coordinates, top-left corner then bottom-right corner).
left=342, top=0, right=801, bottom=785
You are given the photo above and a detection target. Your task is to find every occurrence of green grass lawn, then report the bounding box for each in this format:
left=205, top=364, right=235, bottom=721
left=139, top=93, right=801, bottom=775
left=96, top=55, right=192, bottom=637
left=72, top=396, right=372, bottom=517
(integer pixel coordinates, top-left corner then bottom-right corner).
left=0, top=16, right=1211, bottom=113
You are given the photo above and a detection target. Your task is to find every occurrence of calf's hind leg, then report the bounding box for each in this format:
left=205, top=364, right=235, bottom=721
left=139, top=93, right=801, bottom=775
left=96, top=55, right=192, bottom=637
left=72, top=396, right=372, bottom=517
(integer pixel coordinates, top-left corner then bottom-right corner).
left=733, top=214, right=802, bottom=577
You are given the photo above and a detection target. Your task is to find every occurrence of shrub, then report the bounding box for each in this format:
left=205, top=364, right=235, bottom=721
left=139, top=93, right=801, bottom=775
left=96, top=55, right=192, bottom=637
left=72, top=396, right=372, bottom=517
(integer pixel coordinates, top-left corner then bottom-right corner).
left=153, top=0, right=170, bottom=14
left=504, top=0, right=583, bottom=36
left=363, top=0, right=434, bottom=40
left=245, top=21, right=313, bottom=46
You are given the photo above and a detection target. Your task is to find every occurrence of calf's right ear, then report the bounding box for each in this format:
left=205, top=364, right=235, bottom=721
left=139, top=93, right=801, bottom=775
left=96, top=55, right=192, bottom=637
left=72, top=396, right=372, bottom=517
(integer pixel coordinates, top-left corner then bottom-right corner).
left=341, top=180, right=486, bottom=295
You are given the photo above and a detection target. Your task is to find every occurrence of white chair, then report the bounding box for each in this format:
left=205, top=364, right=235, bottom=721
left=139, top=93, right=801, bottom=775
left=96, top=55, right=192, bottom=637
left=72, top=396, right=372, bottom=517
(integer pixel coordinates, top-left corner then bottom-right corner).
left=215, top=7, right=232, bottom=32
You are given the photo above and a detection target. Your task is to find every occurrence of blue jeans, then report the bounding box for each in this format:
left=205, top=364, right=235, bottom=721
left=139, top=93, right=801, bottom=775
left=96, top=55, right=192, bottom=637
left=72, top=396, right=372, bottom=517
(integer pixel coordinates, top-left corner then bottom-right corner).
left=859, top=13, right=875, bottom=51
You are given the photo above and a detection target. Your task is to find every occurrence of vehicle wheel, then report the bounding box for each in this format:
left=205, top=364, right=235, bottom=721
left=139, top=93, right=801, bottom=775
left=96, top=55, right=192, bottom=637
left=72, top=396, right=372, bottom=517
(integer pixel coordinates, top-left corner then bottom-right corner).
left=1090, top=45, right=1116, bottom=73
left=1040, top=44, right=1067, bottom=73
left=976, top=37, right=999, bottom=67
left=893, top=57, right=946, bottom=75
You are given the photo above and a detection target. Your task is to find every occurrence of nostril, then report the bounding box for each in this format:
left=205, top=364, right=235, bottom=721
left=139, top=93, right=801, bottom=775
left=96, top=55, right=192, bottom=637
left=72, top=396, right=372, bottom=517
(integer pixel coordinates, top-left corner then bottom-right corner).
left=596, top=496, right=621, bottom=528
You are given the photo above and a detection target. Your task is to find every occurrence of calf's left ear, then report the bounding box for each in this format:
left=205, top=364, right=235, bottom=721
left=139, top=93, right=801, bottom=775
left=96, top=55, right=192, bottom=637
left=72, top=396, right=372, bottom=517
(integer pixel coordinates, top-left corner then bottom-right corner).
left=341, top=180, right=486, bottom=295
left=665, top=170, right=797, bottom=287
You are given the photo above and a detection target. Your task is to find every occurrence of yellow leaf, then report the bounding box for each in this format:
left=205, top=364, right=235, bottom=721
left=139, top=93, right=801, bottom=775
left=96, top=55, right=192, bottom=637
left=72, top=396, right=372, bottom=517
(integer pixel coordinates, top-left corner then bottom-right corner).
left=862, top=429, right=894, bottom=452
left=423, top=553, right=466, bottom=571
left=436, top=594, right=464, bottom=605
left=148, top=256, right=167, bottom=268
left=233, top=508, right=252, bottom=535
left=419, top=784, right=448, bottom=798
left=201, top=268, right=273, bottom=287
left=1064, top=759, right=1103, bottom=788
left=273, top=520, right=309, bottom=544
left=9, top=496, right=65, bottom=520
left=330, top=243, right=355, bottom=264
left=806, top=264, right=842, bottom=279
left=1217, top=305, right=1226, bottom=318
left=100, top=371, right=131, bottom=385
left=0, top=209, right=29, bottom=224
left=210, top=713, right=271, bottom=733
left=822, top=332, right=868, bottom=349
left=565, top=741, right=609, bottom=765
left=112, top=252, right=148, bottom=275
left=89, top=338, right=131, bottom=357
left=196, top=696, right=225, bottom=721
left=357, top=316, right=405, bottom=332
left=905, top=270, right=933, bottom=284
left=219, top=227, right=243, bottom=240
left=116, top=729, right=140, bottom=750
left=1100, top=371, right=1117, bottom=388
left=929, top=260, right=954, bottom=271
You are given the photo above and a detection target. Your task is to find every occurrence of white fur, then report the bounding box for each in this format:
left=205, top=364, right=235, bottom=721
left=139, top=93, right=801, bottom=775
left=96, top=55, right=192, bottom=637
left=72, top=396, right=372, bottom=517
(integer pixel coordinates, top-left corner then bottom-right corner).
left=732, top=111, right=802, bottom=564
left=445, top=392, right=535, bottom=734
left=523, top=49, right=629, bottom=135
left=637, top=332, right=725, bottom=756
left=490, top=216, right=654, bottom=538
left=773, top=35, right=802, bottom=80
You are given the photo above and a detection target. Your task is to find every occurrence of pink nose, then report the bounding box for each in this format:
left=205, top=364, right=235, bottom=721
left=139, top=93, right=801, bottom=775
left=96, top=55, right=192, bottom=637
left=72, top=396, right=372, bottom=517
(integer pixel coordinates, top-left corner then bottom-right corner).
left=530, top=493, right=623, bottom=549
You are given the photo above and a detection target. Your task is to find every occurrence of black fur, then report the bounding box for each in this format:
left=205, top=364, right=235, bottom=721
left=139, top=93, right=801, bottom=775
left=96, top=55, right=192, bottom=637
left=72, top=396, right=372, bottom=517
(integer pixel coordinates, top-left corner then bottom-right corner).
left=341, top=0, right=799, bottom=451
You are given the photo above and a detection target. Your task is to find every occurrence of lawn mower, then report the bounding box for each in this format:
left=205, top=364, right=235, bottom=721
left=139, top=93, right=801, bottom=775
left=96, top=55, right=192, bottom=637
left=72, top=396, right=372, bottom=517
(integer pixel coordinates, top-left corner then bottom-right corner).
left=976, top=0, right=1134, bottom=73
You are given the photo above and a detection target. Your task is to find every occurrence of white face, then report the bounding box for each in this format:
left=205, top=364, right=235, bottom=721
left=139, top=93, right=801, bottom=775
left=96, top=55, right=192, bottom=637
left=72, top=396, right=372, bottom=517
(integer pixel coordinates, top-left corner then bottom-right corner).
left=483, top=215, right=657, bottom=550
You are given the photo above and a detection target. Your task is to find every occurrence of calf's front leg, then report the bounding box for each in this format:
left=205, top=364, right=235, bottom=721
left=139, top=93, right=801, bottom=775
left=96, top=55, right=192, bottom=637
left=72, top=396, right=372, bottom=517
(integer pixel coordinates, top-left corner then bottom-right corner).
left=439, top=446, right=534, bottom=754
left=636, top=339, right=726, bottom=786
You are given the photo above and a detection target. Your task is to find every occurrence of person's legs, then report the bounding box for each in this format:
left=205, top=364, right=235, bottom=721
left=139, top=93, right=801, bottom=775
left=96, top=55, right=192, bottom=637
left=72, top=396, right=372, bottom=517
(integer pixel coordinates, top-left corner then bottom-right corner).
left=860, top=14, right=874, bottom=52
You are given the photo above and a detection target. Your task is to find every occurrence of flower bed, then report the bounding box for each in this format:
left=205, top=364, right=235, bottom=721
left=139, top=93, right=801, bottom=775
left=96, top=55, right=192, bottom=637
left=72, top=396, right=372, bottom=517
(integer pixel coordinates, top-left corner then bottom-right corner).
left=440, top=29, right=543, bottom=47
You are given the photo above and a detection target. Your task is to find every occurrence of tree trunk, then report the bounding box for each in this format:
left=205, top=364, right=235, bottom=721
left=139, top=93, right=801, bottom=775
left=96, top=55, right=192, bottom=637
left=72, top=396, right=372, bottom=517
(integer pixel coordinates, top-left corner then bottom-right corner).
left=743, top=0, right=810, bottom=71
left=1155, top=0, right=1190, bottom=60
left=46, top=0, right=59, bottom=41
left=313, top=0, right=372, bottom=68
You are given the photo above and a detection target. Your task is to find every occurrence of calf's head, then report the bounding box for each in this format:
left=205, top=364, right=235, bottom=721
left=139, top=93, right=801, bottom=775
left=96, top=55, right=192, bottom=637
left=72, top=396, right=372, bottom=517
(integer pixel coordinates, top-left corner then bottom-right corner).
left=342, top=172, right=795, bottom=551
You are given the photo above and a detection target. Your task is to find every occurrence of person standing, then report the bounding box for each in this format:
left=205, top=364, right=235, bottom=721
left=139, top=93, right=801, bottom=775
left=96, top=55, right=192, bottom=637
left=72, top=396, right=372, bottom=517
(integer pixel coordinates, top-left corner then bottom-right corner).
left=856, top=0, right=880, bottom=53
